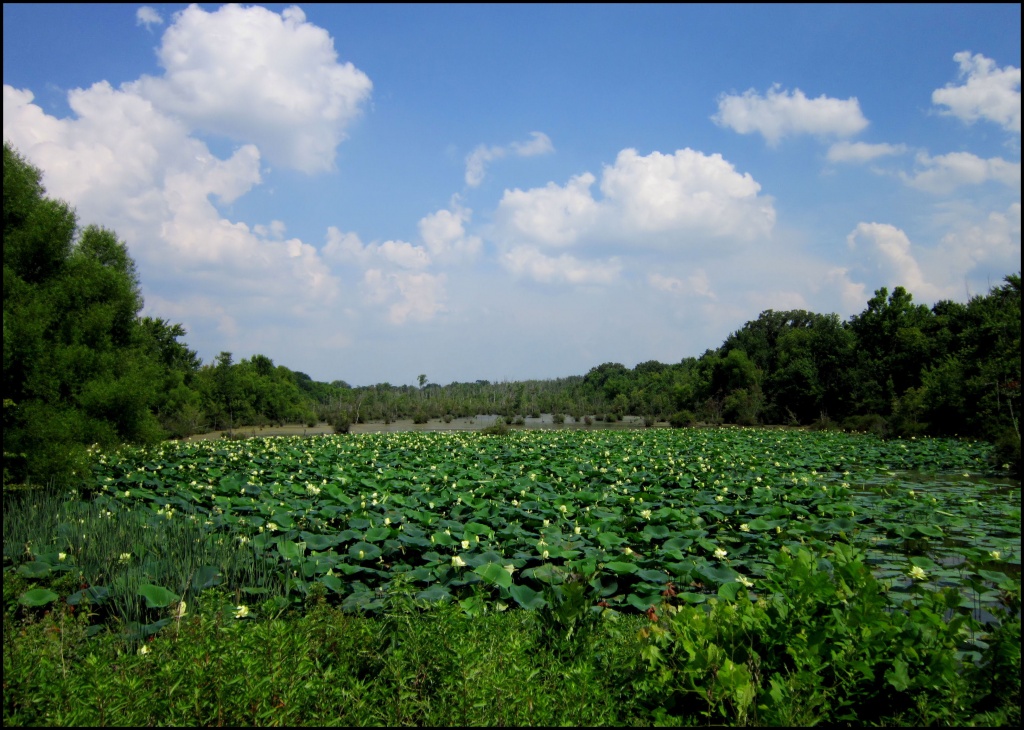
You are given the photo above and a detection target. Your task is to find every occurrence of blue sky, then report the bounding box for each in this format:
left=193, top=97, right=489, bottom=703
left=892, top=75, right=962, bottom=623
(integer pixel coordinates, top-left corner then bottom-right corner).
left=4, top=4, right=1020, bottom=386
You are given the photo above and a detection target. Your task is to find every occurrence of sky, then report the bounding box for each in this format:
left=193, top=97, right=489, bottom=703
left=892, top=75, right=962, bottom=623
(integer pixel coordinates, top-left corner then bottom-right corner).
left=3, top=4, right=1020, bottom=387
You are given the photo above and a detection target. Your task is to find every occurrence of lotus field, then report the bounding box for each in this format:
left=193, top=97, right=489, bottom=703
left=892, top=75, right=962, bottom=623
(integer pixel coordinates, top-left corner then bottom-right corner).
left=9, top=427, right=1019, bottom=631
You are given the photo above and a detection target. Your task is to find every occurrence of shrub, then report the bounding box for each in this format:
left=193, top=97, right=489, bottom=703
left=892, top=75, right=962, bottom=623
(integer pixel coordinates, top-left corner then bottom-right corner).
left=842, top=413, right=889, bottom=436
left=480, top=421, right=511, bottom=436
left=330, top=412, right=351, bottom=434
left=668, top=411, right=696, bottom=428
left=552, top=413, right=565, bottom=425
left=513, top=416, right=525, bottom=426
left=412, top=411, right=429, bottom=425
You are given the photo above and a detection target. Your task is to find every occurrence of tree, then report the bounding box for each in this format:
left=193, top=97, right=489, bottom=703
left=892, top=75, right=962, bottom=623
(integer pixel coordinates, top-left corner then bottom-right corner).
left=3, top=142, right=173, bottom=485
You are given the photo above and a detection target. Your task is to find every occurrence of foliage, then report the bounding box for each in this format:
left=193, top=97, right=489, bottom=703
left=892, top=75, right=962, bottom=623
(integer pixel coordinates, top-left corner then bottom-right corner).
left=637, top=545, right=1021, bottom=726
left=3, top=144, right=198, bottom=486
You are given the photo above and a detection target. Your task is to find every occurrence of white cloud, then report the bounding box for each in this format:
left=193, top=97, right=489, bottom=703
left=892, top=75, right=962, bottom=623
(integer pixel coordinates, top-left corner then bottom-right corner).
left=648, top=270, right=716, bottom=299
left=935, top=202, right=1021, bottom=275
left=363, top=270, right=447, bottom=324
left=500, top=246, right=620, bottom=285
left=417, top=200, right=483, bottom=263
left=497, top=172, right=600, bottom=247
left=826, top=141, right=907, bottom=163
left=494, top=147, right=775, bottom=261
left=846, top=222, right=937, bottom=299
left=713, top=84, right=869, bottom=145
left=903, top=151, right=1020, bottom=194
left=136, top=6, right=163, bottom=29
left=128, top=4, right=372, bottom=173
left=599, top=148, right=774, bottom=239
left=323, top=228, right=431, bottom=270
left=465, top=131, right=554, bottom=187
left=932, top=51, right=1021, bottom=133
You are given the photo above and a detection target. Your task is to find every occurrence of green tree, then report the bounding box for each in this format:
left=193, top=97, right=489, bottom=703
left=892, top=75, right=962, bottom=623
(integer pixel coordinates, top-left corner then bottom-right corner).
left=3, top=142, right=171, bottom=485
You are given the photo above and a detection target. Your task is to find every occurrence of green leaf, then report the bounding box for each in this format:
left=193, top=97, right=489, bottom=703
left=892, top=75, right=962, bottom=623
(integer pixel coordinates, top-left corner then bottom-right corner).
left=415, top=584, right=453, bottom=603
left=348, top=542, right=382, bottom=561
left=474, top=562, right=513, bottom=589
left=18, top=561, right=52, bottom=578
left=364, top=526, right=391, bottom=542
left=138, top=584, right=180, bottom=609
left=20, top=588, right=59, bottom=607
left=603, top=561, right=638, bottom=575
left=717, top=582, right=742, bottom=601
left=276, top=539, right=306, bottom=562
left=510, top=584, right=547, bottom=610
left=320, top=574, right=344, bottom=593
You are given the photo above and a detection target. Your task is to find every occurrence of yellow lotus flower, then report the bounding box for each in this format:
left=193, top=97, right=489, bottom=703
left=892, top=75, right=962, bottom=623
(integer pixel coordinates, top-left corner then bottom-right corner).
left=234, top=604, right=249, bottom=619
left=714, top=547, right=728, bottom=560
left=908, top=565, right=927, bottom=581
left=451, top=555, right=467, bottom=568
left=737, top=575, right=754, bottom=588
left=739, top=524, right=750, bottom=532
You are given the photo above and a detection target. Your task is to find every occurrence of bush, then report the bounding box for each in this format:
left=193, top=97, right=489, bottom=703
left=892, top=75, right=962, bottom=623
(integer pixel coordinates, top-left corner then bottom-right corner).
left=668, top=411, right=697, bottom=428
left=992, top=427, right=1021, bottom=476
left=479, top=421, right=511, bottom=436
left=330, top=412, right=351, bottom=435
left=552, top=413, right=565, bottom=425
left=513, top=416, right=525, bottom=426
left=413, top=411, right=429, bottom=425
left=842, top=413, right=889, bottom=436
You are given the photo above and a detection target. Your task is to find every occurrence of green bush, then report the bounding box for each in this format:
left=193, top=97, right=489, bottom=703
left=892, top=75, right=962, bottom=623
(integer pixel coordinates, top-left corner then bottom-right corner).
left=668, top=410, right=697, bottom=428
left=330, top=412, right=351, bottom=435
left=842, top=413, right=889, bottom=435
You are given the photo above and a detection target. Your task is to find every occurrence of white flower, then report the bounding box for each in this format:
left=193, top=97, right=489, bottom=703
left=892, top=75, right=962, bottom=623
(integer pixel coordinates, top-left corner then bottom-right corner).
left=138, top=644, right=151, bottom=655
left=541, top=550, right=550, bottom=560
left=989, top=550, right=1001, bottom=561
left=640, top=509, right=652, bottom=520
left=715, top=495, right=724, bottom=502
left=461, top=540, right=471, bottom=550
left=908, top=565, right=927, bottom=581
left=714, top=547, right=728, bottom=560
left=234, top=604, right=249, bottom=619
left=740, top=524, right=750, bottom=532
left=266, top=523, right=279, bottom=532
left=574, top=526, right=581, bottom=535
left=503, top=564, right=516, bottom=576
left=452, top=555, right=467, bottom=568
left=174, top=601, right=187, bottom=619
left=737, top=575, right=754, bottom=588
left=58, top=552, right=67, bottom=561
left=623, top=546, right=634, bottom=556
left=119, top=552, right=131, bottom=563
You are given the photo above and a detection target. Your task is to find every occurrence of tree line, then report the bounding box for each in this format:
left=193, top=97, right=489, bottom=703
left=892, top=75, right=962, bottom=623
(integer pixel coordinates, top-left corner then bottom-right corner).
left=4, top=142, right=1020, bottom=487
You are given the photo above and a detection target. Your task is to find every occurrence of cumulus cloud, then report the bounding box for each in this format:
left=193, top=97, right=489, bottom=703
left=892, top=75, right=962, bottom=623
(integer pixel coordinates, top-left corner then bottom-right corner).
left=465, top=131, right=554, bottom=187
left=846, top=222, right=938, bottom=299
left=599, top=148, right=774, bottom=239
left=417, top=200, right=483, bottom=263
left=495, top=147, right=775, bottom=262
left=713, top=84, right=868, bottom=145
left=323, top=228, right=431, bottom=270
left=826, top=140, right=907, bottom=163
left=902, top=151, right=1020, bottom=194
left=935, top=202, right=1021, bottom=275
left=497, top=172, right=600, bottom=247
left=363, top=270, right=447, bottom=324
left=648, top=270, right=716, bottom=299
left=932, top=51, right=1021, bottom=133
left=136, top=6, right=163, bottom=29
left=128, top=4, right=372, bottom=173
left=500, top=246, right=620, bottom=285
